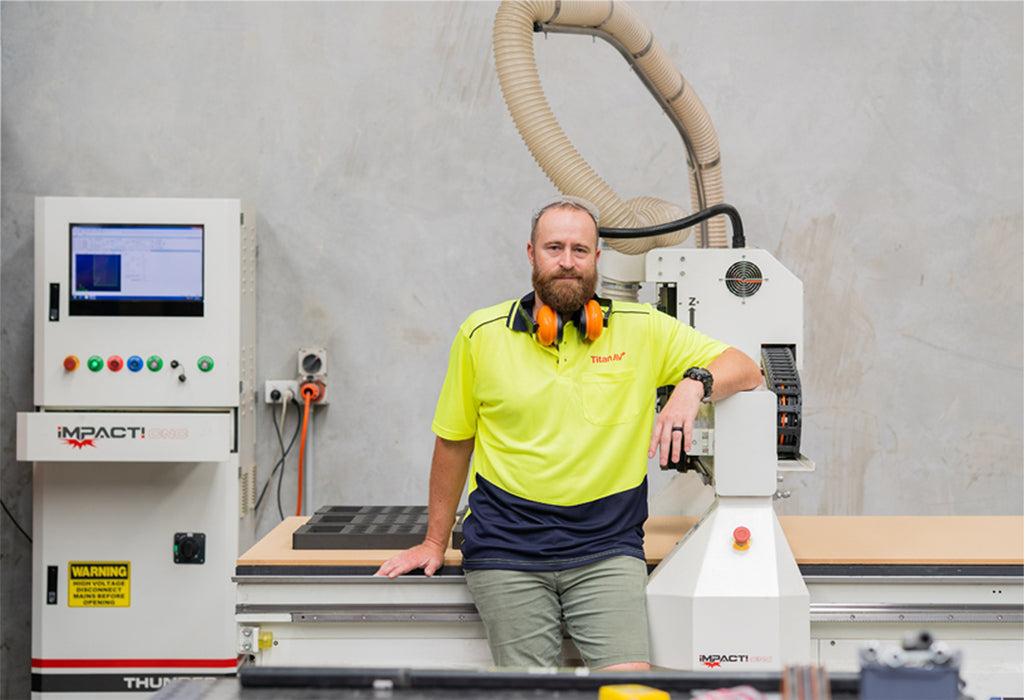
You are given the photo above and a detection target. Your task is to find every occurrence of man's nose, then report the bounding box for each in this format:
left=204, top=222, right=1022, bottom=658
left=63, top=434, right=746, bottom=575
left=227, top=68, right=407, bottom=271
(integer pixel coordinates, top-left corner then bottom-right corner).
left=558, top=248, right=575, bottom=268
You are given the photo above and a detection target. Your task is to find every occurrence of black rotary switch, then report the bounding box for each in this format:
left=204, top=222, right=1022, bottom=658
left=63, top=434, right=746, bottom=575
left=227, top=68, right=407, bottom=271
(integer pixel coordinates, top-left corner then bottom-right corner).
left=174, top=532, right=206, bottom=564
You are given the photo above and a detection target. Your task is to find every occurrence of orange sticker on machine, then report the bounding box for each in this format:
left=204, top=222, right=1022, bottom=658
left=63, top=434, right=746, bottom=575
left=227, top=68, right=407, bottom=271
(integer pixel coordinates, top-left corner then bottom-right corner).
left=68, top=562, right=130, bottom=607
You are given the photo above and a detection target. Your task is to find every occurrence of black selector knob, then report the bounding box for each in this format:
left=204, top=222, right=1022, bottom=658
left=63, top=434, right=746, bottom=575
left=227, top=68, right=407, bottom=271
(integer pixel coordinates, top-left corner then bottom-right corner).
left=174, top=532, right=206, bottom=564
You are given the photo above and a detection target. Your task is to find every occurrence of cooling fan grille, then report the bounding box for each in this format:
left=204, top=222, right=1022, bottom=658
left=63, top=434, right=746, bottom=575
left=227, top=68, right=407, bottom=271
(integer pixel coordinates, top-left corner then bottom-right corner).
left=724, top=260, right=764, bottom=298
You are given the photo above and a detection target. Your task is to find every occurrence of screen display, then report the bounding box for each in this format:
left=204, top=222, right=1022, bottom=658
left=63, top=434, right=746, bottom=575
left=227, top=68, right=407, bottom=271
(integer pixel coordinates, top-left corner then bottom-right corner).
left=69, top=223, right=204, bottom=316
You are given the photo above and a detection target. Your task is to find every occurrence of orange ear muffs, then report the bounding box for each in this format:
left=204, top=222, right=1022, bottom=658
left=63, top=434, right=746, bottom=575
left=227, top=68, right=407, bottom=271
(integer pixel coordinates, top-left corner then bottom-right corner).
left=535, top=304, right=560, bottom=346
left=534, top=300, right=605, bottom=346
left=581, top=299, right=604, bottom=342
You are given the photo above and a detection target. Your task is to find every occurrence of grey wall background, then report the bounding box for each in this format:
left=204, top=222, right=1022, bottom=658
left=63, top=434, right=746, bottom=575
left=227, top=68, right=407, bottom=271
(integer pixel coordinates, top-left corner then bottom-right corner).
left=1, top=1, right=1021, bottom=695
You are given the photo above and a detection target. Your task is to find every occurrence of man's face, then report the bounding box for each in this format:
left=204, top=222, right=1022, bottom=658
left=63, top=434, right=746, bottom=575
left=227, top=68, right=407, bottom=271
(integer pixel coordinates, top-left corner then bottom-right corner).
left=527, top=206, right=600, bottom=316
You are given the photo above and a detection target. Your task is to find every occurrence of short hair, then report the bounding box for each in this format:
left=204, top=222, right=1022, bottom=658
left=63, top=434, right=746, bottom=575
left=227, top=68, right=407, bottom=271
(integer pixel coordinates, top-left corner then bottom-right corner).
left=530, top=195, right=601, bottom=243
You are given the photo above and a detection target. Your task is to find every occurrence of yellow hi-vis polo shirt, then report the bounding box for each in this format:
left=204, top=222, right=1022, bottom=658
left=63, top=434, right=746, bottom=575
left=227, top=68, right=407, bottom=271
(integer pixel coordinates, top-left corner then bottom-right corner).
left=433, top=292, right=730, bottom=571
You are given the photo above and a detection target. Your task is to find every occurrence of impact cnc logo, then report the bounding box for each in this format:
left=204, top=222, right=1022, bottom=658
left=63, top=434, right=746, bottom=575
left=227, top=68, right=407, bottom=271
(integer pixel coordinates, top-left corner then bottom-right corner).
left=699, top=654, right=750, bottom=668
left=58, top=425, right=146, bottom=449
left=698, top=653, right=772, bottom=668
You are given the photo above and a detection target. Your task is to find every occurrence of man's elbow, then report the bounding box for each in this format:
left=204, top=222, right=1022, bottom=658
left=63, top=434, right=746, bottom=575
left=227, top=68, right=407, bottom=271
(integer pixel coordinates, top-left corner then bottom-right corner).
left=725, top=348, right=764, bottom=392
left=743, top=353, right=764, bottom=391
left=744, top=365, right=764, bottom=391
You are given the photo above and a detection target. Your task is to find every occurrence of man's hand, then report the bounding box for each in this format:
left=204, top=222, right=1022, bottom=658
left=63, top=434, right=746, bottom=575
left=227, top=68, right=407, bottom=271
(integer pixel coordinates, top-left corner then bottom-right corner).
left=375, top=436, right=473, bottom=579
left=648, top=348, right=764, bottom=466
left=374, top=537, right=447, bottom=578
left=648, top=378, right=704, bottom=466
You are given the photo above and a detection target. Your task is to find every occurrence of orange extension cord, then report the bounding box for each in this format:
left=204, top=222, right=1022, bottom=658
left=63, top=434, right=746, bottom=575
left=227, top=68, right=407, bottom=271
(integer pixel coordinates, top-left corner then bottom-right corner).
left=296, top=380, right=324, bottom=516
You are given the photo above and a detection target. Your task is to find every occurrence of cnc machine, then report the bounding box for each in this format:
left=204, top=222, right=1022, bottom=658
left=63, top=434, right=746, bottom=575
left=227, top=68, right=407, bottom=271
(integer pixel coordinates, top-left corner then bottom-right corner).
left=231, top=4, right=1021, bottom=698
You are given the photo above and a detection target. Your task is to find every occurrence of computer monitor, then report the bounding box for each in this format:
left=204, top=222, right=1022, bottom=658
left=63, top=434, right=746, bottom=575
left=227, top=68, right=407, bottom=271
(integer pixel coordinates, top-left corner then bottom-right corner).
left=69, top=223, right=204, bottom=316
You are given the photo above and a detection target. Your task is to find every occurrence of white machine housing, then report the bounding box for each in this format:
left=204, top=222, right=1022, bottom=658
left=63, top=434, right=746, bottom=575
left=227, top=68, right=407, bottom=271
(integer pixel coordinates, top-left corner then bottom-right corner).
left=645, top=247, right=803, bottom=370
left=19, top=197, right=256, bottom=698
left=644, top=247, right=810, bottom=671
left=646, top=390, right=811, bottom=670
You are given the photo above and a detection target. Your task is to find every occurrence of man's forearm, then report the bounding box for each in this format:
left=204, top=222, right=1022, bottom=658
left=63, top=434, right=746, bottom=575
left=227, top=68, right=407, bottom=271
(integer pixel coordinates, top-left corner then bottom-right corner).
left=423, top=436, right=474, bottom=548
left=706, top=347, right=763, bottom=400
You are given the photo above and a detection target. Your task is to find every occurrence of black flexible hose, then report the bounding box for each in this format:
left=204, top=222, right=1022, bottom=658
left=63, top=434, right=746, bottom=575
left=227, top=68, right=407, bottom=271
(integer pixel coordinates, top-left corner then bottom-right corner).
left=598, top=203, right=745, bottom=248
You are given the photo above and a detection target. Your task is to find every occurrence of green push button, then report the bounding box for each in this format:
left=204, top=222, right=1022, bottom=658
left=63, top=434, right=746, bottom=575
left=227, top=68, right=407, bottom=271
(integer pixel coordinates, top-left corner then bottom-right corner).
left=87, top=356, right=104, bottom=372
left=147, top=356, right=163, bottom=372
left=197, top=356, right=214, bottom=372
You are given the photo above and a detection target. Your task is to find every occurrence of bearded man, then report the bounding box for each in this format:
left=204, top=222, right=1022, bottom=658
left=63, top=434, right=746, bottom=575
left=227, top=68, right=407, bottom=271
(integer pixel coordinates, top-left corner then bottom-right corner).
left=377, top=196, right=762, bottom=670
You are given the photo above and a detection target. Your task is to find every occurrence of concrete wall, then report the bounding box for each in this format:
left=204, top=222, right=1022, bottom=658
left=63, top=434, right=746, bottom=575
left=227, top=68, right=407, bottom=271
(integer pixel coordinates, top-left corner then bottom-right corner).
left=2, top=1, right=1021, bottom=695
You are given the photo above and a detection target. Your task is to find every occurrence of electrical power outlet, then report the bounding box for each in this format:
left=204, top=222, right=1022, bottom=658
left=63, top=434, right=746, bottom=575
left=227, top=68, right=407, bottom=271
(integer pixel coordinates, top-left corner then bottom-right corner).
left=297, top=377, right=328, bottom=406
left=264, top=379, right=299, bottom=404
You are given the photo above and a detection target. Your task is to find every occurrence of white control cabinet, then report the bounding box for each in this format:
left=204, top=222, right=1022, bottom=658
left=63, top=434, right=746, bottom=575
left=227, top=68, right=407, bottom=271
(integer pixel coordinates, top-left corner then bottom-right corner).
left=18, top=197, right=256, bottom=697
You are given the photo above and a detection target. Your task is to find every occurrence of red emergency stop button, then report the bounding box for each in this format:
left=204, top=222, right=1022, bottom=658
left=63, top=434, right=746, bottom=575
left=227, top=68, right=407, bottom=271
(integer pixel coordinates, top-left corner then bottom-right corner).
left=733, top=526, right=751, bottom=551
left=63, top=355, right=80, bottom=372
left=107, top=356, right=124, bottom=372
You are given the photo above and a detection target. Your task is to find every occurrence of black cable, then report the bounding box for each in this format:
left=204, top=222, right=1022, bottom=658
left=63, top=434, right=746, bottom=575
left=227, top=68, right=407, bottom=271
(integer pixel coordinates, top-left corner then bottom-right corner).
left=598, top=202, right=745, bottom=248
left=274, top=402, right=294, bottom=520
left=254, top=398, right=301, bottom=521
left=273, top=399, right=301, bottom=520
left=1, top=497, right=32, bottom=543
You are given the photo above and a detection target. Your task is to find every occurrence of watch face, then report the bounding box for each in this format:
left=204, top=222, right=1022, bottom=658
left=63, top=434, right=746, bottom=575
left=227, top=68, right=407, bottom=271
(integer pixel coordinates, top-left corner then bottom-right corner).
left=685, top=368, right=713, bottom=399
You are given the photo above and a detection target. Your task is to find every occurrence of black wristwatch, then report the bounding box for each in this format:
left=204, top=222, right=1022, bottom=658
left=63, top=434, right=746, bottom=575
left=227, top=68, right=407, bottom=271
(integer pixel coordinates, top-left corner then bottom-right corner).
left=683, top=367, right=714, bottom=402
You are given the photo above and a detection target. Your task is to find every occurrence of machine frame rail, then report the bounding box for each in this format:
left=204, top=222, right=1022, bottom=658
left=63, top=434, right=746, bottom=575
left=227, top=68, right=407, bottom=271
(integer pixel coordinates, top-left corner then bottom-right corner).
left=239, top=665, right=860, bottom=694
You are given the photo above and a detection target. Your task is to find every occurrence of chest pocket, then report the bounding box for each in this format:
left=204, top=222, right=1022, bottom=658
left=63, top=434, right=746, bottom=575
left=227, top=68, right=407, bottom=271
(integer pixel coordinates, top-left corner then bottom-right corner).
left=581, top=368, right=642, bottom=426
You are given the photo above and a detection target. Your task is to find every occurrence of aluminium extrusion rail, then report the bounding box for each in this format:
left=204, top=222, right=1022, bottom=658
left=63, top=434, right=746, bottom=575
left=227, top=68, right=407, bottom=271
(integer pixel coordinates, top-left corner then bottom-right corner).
left=234, top=572, right=1024, bottom=625
left=235, top=600, right=1023, bottom=626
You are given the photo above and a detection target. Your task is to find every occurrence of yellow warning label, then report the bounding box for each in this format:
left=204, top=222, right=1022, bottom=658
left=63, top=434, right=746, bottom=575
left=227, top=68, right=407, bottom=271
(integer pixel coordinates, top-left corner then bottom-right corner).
left=68, top=562, right=130, bottom=608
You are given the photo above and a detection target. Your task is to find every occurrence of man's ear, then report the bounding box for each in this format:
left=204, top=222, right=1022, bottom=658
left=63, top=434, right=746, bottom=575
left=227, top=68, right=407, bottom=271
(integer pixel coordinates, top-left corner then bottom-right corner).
left=527, top=241, right=535, bottom=266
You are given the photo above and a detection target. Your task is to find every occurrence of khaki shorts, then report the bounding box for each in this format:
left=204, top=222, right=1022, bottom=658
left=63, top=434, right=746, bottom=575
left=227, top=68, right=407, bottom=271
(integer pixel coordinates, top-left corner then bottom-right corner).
left=464, top=555, right=649, bottom=669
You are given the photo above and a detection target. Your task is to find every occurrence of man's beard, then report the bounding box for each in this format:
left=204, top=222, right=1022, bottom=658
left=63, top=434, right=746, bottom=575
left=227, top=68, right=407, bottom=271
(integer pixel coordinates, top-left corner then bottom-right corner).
left=532, top=266, right=599, bottom=316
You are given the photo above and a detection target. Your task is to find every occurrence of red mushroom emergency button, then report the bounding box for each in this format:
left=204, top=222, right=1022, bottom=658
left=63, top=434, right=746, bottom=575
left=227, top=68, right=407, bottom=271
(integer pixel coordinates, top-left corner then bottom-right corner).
left=733, top=526, right=751, bottom=551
